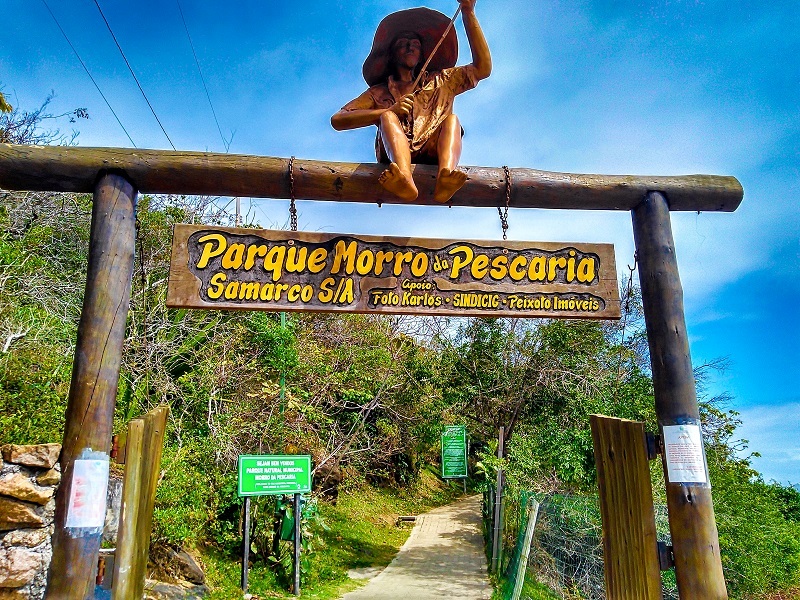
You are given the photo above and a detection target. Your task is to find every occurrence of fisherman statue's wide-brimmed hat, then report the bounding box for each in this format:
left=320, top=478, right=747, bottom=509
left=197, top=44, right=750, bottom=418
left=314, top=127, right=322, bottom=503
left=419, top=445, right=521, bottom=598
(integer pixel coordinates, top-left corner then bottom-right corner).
left=362, top=7, right=458, bottom=87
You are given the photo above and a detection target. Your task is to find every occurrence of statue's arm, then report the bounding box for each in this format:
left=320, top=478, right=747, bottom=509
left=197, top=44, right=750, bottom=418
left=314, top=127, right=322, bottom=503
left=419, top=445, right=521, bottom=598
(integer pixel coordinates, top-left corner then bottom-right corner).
left=331, top=91, right=413, bottom=131
left=460, top=0, right=492, bottom=80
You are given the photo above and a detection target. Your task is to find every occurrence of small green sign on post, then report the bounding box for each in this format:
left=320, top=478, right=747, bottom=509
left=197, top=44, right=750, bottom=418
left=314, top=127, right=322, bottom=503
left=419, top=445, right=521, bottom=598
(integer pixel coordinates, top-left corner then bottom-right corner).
left=237, top=455, right=312, bottom=497
left=441, top=425, right=468, bottom=479
left=237, top=454, right=312, bottom=596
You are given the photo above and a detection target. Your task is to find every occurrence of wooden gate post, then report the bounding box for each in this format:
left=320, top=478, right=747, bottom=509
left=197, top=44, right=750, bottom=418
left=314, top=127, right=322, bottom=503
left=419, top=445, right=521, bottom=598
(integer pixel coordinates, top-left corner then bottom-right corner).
left=632, top=191, right=727, bottom=599
left=46, top=173, right=138, bottom=599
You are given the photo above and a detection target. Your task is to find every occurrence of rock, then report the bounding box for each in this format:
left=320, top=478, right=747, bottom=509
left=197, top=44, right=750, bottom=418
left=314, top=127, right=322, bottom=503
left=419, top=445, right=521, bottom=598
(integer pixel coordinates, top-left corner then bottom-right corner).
left=1, top=529, right=49, bottom=548
left=0, top=546, right=43, bottom=587
left=41, top=499, right=55, bottom=525
left=0, top=474, right=54, bottom=506
left=0, top=588, right=26, bottom=599
left=144, top=579, right=208, bottom=599
left=167, top=548, right=205, bottom=585
left=35, top=469, right=60, bottom=487
left=0, top=498, right=44, bottom=531
left=1, top=445, right=61, bottom=469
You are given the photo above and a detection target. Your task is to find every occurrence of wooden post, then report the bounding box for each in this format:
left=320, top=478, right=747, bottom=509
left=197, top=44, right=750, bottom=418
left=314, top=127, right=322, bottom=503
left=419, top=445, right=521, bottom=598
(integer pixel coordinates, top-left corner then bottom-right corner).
left=46, top=173, right=137, bottom=599
left=632, top=192, right=728, bottom=599
left=112, top=419, right=145, bottom=599
left=590, top=415, right=662, bottom=600
left=491, top=426, right=505, bottom=574
left=510, top=498, right=540, bottom=600
left=0, top=143, right=743, bottom=212
left=133, top=406, right=169, bottom=599
left=111, top=406, right=169, bottom=599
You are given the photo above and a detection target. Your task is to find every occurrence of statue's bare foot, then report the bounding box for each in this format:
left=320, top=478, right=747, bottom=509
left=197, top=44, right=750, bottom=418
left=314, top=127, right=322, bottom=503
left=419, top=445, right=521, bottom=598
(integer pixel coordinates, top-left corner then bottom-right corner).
left=378, top=163, right=418, bottom=201
left=433, top=168, right=468, bottom=203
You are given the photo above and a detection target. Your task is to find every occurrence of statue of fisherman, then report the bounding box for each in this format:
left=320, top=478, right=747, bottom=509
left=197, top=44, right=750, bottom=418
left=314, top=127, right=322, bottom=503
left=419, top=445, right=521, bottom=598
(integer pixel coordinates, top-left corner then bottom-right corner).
left=331, top=0, right=492, bottom=203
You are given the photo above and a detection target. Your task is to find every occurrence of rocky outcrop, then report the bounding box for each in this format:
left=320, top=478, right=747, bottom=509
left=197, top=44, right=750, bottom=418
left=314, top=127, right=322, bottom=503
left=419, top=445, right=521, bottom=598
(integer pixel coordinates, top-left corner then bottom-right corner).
left=0, top=444, right=61, bottom=600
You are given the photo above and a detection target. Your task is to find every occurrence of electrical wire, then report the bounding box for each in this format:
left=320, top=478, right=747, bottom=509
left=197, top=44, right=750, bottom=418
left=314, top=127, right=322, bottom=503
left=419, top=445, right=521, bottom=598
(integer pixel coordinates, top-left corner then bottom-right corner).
left=175, top=0, right=228, bottom=151
left=92, top=0, right=176, bottom=150
left=40, top=0, right=137, bottom=147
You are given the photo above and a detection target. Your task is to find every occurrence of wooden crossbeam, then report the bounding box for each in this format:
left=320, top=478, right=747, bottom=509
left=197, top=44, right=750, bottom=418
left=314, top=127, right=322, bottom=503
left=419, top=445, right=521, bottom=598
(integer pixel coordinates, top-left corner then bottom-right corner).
left=0, top=143, right=743, bottom=212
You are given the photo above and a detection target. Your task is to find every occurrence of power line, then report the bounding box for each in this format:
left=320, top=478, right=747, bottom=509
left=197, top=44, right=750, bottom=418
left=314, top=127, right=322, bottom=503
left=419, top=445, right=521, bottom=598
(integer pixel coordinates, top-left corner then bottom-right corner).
left=40, top=0, right=137, bottom=147
left=175, top=0, right=229, bottom=152
left=92, top=0, right=176, bottom=150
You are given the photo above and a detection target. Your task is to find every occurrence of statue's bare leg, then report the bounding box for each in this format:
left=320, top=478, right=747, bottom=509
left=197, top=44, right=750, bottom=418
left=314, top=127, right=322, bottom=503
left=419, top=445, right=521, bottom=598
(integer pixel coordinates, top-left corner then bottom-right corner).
left=433, top=114, right=468, bottom=203
left=378, top=112, right=418, bottom=201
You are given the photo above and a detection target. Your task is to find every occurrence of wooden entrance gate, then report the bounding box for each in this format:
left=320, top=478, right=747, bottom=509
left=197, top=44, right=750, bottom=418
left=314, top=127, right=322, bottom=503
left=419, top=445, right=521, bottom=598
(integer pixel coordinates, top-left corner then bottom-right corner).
left=590, top=415, right=662, bottom=600
left=0, top=143, right=742, bottom=599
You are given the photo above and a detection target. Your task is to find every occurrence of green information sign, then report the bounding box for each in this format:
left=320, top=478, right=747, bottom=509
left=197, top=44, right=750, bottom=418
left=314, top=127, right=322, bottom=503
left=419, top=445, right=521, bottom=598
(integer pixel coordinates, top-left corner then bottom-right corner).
left=441, top=426, right=468, bottom=479
left=237, top=455, right=312, bottom=497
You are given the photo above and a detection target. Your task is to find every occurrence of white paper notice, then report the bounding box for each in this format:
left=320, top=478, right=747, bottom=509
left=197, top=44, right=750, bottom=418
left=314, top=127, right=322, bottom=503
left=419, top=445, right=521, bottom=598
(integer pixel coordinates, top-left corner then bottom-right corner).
left=663, top=424, right=708, bottom=484
left=65, top=459, right=109, bottom=528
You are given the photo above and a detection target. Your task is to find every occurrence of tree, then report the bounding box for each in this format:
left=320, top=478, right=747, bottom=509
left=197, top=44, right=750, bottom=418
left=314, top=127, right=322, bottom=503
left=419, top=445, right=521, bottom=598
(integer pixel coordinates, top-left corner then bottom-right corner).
left=0, top=91, right=12, bottom=113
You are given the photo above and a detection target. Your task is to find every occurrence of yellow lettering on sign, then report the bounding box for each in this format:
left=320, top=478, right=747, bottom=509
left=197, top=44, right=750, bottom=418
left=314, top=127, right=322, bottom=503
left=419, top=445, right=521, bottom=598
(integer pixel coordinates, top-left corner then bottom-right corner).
left=244, top=245, right=268, bottom=270
left=375, top=250, right=394, bottom=275
left=490, top=255, right=508, bottom=280
left=221, top=243, right=245, bottom=269
left=509, top=255, right=527, bottom=281
left=449, top=245, right=473, bottom=278
left=263, top=246, right=286, bottom=281
left=567, top=250, right=577, bottom=281
left=471, top=254, right=490, bottom=279
left=548, top=256, right=567, bottom=281
left=207, top=272, right=226, bottom=299
left=273, top=283, right=289, bottom=300
left=224, top=281, right=239, bottom=299
left=393, top=251, right=413, bottom=275
left=318, top=277, right=335, bottom=303
left=307, top=248, right=327, bottom=273
left=577, top=258, right=596, bottom=283
left=196, top=234, right=227, bottom=268
left=331, top=240, right=357, bottom=275
left=528, top=256, right=546, bottom=281
left=286, top=246, right=308, bottom=273
left=356, top=249, right=375, bottom=275
left=260, top=283, right=275, bottom=301
left=239, top=282, right=261, bottom=300
left=410, top=253, right=429, bottom=277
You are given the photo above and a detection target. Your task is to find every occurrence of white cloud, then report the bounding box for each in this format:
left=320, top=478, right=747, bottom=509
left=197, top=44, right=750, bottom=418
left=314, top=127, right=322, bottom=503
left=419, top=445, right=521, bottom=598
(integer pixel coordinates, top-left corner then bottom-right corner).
left=735, top=401, right=800, bottom=485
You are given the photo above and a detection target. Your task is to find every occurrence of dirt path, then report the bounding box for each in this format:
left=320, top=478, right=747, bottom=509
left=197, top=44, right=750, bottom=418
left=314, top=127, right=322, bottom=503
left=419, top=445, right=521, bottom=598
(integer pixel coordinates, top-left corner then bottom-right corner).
left=341, top=494, right=492, bottom=600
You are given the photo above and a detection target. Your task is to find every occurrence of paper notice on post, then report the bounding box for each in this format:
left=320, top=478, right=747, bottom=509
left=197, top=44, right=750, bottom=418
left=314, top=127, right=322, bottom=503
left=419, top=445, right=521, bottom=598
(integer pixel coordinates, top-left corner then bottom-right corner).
left=65, top=458, right=109, bottom=528
left=663, top=424, right=708, bottom=484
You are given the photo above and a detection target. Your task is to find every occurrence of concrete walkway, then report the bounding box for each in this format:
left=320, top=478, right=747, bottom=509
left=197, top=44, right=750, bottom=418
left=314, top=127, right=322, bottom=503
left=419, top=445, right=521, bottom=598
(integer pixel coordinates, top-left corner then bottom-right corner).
left=341, top=494, right=492, bottom=600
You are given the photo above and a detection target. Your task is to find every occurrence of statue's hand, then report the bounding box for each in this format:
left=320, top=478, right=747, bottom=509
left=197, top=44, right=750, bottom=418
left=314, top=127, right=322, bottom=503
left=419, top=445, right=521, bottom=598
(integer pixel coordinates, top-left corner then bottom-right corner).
left=459, top=0, right=477, bottom=13
left=389, top=94, right=414, bottom=118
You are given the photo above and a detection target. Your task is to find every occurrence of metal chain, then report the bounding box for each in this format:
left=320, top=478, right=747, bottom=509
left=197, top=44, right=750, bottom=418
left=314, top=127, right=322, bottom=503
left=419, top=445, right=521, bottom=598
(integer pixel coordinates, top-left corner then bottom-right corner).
left=498, top=166, right=511, bottom=240
left=288, top=156, right=298, bottom=232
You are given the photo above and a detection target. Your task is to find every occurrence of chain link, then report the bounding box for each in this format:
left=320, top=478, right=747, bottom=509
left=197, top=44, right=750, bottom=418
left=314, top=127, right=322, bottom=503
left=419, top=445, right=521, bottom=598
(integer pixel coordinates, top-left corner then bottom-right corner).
left=288, top=156, right=298, bottom=232
left=498, top=165, right=511, bottom=240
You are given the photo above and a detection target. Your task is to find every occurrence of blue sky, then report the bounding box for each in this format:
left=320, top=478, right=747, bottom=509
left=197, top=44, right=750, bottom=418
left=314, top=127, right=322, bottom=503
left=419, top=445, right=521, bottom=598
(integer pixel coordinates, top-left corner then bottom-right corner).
left=4, top=0, right=798, bottom=484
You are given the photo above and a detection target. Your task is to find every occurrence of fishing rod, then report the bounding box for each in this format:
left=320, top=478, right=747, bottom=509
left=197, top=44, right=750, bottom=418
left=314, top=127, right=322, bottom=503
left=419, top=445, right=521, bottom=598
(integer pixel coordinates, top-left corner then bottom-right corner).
left=411, top=5, right=462, bottom=92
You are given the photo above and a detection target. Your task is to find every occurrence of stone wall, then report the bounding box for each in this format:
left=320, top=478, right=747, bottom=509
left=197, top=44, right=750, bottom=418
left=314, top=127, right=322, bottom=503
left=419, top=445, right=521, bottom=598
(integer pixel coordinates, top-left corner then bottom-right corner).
left=0, top=444, right=60, bottom=600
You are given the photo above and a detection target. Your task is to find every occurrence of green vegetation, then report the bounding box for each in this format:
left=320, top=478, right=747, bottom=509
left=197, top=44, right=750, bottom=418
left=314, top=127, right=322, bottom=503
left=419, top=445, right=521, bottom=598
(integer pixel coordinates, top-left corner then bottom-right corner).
left=2, top=94, right=799, bottom=599
left=199, top=470, right=464, bottom=599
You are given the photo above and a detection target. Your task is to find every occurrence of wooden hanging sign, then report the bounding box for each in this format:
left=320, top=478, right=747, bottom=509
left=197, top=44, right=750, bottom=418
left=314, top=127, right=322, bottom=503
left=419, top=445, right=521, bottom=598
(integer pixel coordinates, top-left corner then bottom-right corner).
left=167, top=225, right=620, bottom=319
